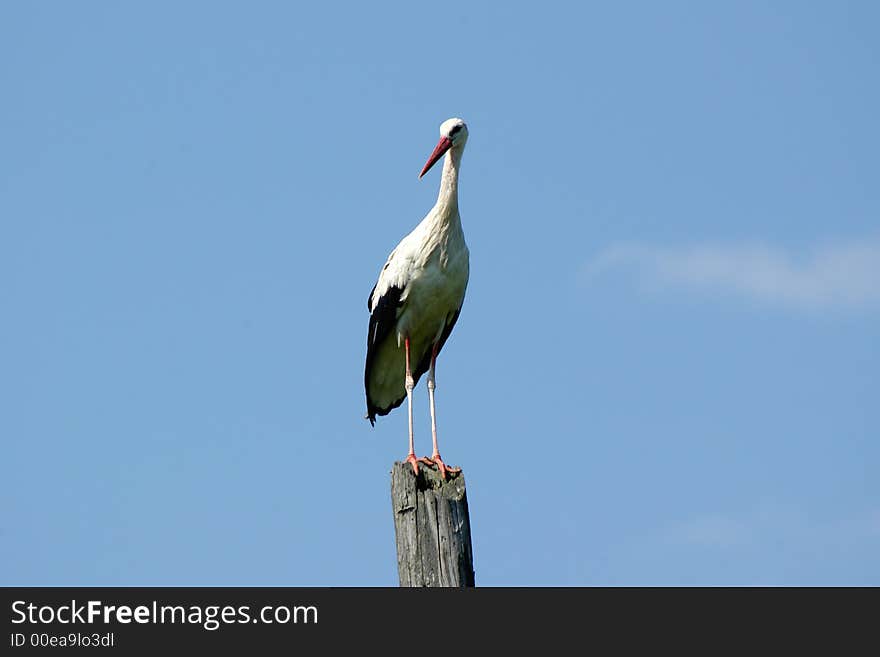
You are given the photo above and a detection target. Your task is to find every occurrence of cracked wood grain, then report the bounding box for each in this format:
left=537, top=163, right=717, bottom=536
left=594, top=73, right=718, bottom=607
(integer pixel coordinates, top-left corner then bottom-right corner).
left=390, top=461, right=475, bottom=587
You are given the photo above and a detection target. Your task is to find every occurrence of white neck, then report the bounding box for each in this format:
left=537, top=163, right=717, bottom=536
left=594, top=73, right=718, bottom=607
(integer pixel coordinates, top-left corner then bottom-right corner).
left=435, top=145, right=463, bottom=214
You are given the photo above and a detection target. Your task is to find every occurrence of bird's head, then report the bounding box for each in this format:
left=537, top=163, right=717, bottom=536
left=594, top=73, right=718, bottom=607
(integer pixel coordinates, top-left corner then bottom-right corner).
left=419, top=117, right=468, bottom=179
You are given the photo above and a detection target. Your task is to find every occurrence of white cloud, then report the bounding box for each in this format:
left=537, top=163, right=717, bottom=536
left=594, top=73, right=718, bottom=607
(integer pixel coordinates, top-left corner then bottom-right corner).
left=583, top=238, right=880, bottom=310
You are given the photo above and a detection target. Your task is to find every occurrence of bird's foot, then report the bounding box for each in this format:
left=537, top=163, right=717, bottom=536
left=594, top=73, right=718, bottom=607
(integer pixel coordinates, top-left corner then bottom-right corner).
left=404, top=453, right=421, bottom=475
left=418, top=454, right=461, bottom=480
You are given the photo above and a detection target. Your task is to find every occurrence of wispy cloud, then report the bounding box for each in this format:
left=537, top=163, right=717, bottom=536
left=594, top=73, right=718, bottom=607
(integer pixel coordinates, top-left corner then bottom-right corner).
left=664, top=513, right=753, bottom=548
left=661, top=505, right=880, bottom=551
left=583, top=238, right=880, bottom=310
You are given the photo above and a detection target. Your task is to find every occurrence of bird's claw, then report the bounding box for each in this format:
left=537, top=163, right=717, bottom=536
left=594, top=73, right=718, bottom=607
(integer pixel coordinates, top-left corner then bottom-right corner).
left=404, top=454, right=460, bottom=479
left=404, top=453, right=420, bottom=475
left=418, top=455, right=461, bottom=480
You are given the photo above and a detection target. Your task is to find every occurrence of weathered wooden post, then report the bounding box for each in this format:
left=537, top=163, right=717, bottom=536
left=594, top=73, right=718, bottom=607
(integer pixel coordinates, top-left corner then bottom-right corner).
left=390, top=462, right=475, bottom=587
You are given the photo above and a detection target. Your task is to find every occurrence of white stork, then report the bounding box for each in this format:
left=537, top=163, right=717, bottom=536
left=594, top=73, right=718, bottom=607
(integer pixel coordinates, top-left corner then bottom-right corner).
left=364, top=117, right=470, bottom=479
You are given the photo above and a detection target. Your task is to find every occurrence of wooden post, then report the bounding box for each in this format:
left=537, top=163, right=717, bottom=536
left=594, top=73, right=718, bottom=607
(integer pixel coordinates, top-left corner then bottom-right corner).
left=390, top=462, right=475, bottom=587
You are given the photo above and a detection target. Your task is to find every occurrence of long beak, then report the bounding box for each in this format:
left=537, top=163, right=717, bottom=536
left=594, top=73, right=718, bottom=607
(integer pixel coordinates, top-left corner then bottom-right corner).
left=419, top=136, right=453, bottom=179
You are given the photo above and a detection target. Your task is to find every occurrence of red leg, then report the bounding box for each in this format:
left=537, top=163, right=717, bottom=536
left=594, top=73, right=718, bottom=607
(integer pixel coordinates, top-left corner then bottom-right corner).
left=403, top=337, right=418, bottom=474
left=419, top=342, right=461, bottom=479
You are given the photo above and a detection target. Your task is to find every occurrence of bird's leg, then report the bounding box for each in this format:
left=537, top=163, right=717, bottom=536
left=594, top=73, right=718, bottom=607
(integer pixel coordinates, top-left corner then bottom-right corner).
left=419, top=342, right=461, bottom=480
left=403, top=336, right=419, bottom=475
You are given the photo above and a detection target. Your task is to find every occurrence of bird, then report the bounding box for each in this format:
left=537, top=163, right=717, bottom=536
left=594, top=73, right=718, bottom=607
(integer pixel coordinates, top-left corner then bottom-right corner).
left=364, top=117, right=470, bottom=479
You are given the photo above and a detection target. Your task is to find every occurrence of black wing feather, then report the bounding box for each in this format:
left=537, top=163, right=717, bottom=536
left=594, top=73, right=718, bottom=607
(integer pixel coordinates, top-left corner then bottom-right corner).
left=364, top=284, right=404, bottom=425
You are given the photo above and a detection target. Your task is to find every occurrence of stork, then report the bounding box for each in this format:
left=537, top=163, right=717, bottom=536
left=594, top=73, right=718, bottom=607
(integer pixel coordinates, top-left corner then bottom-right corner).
left=364, top=117, right=470, bottom=479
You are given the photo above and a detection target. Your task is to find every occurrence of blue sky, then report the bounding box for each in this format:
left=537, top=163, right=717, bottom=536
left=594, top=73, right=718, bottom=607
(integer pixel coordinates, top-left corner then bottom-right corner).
left=2, top=2, right=878, bottom=586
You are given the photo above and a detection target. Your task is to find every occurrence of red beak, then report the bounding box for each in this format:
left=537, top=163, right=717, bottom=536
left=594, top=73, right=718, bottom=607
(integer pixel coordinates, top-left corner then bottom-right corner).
left=419, top=136, right=453, bottom=179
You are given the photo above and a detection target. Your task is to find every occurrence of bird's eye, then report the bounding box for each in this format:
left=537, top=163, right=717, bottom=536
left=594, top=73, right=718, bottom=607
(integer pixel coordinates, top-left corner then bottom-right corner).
left=449, top=125, right=462, bottom=136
